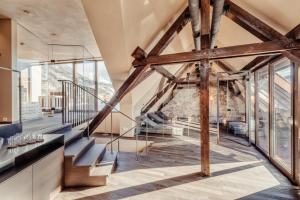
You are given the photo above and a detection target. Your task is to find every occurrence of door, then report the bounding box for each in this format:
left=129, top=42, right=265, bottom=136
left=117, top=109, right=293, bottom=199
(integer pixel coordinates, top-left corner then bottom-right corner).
left=271, top=59, right=293, bottom=173
left=256, top=66, right=269, bottom=154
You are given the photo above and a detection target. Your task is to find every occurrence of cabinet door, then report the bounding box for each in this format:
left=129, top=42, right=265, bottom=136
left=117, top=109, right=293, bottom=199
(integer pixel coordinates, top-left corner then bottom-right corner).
left=33, top=147, right=64, bottom=200
left=0, top=166, right=33, bottom=200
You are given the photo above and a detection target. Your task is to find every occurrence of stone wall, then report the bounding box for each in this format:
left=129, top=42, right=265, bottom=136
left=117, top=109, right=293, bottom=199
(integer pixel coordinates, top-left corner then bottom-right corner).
left=161, top=81, right=246, bottom=123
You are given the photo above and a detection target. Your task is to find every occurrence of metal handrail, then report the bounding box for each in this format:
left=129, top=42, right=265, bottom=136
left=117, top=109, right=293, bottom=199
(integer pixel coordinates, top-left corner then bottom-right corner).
left=106, top=125, right=137, bottom=145
left=60, top=79, right=143, bottom=159
left=58, top=80, right=137, bottom=123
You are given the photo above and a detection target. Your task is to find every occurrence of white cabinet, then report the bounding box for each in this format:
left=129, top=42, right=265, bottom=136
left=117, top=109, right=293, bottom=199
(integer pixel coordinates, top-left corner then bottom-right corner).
left=0, top=147, right=63, bottom=200
left=33, top=147, right=64, bottom=200
left=0, top=166, right=33, bottom=200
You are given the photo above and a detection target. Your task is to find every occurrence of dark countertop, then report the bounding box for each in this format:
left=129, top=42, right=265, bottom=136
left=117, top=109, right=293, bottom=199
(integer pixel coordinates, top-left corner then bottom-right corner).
left=0, top=134, right=64, bottom=184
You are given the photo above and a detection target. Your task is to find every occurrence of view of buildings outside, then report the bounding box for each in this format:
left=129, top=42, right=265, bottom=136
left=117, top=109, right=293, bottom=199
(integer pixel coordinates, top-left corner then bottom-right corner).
left=19, top=60, right=115, bottom=121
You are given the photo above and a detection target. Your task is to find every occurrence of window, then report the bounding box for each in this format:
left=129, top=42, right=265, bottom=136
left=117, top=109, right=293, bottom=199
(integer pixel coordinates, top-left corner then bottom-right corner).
left=256, top=66, right=269, bottom=154
left=250, top=73, right=255, bottom=143
left=271, top=59, right=293, bottom=172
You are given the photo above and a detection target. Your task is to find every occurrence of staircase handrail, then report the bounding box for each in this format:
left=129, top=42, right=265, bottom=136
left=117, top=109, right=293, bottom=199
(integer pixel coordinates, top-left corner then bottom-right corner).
left=58, top=79, right=137, bottom=123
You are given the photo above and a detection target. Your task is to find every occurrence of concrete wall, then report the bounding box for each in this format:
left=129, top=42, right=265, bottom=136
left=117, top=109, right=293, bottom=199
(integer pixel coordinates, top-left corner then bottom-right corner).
left=93, top=112, right=120, bottom=134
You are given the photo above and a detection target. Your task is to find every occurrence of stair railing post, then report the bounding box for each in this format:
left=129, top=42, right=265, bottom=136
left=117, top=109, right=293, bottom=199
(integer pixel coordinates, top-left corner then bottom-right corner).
left=110, top=111, right=113, bottom=154
left=136, top=119, right=139, bottom=160
left=217, top=75, right=220, bottom=144
left=87, top=91, right=90, bottom=138
left=62, top=81, right=65, bottom=124
left=146, top=116, right=148, bottom=155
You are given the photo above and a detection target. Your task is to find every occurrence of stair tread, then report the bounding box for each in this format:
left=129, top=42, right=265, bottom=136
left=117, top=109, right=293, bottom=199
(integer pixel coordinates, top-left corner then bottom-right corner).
left=91, top=151, right=118, bottom=176
left=64, top=129, right=83, bottom=144
left=64, top=137, right=94, bottom=157
left=75, top=144, right=106, bottom=167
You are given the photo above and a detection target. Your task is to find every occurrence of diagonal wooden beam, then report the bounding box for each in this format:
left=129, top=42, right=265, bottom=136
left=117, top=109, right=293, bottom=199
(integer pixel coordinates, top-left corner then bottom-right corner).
left=141, top=63, right=192, bottom=114
left=152, top=66, right=176, bottom=80
left=85, top=7, right=191, bottom=134
left=127, top=69, right=155, bottom=92
left=245, top=25, right=300, bottom=71
left=214, top=60, right=232, bottom=72
left=224, top=0, right=300, bottom=69
left=141, top=82, right=176, bottom=114
left=133, top=39, right=300, bottom=66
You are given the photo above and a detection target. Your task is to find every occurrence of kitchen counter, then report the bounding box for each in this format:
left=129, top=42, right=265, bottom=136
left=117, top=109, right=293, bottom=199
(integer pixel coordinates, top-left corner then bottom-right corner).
left=0, top=134, right=64, bottom=184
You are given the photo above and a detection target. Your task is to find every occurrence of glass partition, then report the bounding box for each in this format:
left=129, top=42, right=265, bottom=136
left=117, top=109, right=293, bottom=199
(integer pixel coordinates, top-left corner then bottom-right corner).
left=250, top=73, right=256, bottom=143
left=17, top=24, right=49, bottom=122
left=256, top=66, right=269, bottom=154
left=97, top=61, right=115, bottom=110
left=271, top=59, right=293, bottom=172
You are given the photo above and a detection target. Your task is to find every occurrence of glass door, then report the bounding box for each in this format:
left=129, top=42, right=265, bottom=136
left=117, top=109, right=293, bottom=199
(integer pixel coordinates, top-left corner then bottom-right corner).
left=250, top=73, right=256, bottom=143
left=256, top=66, right=269, bottom=154
left=271, top=59, right=293, bottom=172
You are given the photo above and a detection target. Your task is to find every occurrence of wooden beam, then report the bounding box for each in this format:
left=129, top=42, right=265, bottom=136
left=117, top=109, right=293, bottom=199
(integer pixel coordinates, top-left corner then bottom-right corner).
left=174, top=63, right=193, bottom=79
left=133, top=39, right=300, bottom=66
left=127, top=69, right=155, bottom=91
left=152, top=66, right=176, bottom=80
left=247, top=26, right=300, bottom=71
left=214, top=60, right=232, bottom=72
left=200, top=0, right=210, bottom=176
left=225, top=0, right=282, bottom=41
left=175, top=80, right=200, bottom=85
left=141, top=82, right=175, bottom=114
left=141, top=63, right=193, bottom=114
left=224, top=1, right=300, bottom=69
left=85, top=7, right=191, bottom=134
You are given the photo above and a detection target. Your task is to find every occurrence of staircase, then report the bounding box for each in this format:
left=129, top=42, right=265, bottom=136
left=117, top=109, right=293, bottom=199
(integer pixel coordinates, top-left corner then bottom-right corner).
left=59, top=80, right=139, bottom=187
left=63, top=124, right=118, bottom=187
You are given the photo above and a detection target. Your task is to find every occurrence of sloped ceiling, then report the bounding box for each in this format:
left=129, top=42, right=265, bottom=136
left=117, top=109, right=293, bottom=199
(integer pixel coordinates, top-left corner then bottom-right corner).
left=81, top=0, right=190, bottom=88
left=82, top=0, right=300, bottom=114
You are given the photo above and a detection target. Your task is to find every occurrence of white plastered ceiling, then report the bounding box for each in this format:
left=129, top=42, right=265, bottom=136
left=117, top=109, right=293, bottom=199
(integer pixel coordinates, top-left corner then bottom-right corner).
left=82, top=0, right=300, bottom=116
left=0, top=0, right=100, bottom=61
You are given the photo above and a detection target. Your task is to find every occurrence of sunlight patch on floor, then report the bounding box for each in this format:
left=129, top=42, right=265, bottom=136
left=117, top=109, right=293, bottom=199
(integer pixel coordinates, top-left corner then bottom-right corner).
left=115, top=165, right=280, bottom=200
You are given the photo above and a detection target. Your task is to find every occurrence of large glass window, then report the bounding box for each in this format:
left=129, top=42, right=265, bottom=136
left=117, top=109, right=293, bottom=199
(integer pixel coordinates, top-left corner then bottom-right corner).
left=76, top=62, right=96, bottom=89
left=256, top=66, right=269, bottom=153
left=97, top=61, right=116, bottom=110
left=272, top=59, right=293, bottom=172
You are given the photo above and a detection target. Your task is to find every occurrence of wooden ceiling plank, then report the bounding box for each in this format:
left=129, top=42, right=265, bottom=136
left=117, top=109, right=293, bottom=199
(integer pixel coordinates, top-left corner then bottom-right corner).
left=152, top=66, right=176, bottom=80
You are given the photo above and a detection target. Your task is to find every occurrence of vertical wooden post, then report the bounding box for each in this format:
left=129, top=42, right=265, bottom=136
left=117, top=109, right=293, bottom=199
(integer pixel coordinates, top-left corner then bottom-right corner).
left=200, top=0, right=210, bottom=176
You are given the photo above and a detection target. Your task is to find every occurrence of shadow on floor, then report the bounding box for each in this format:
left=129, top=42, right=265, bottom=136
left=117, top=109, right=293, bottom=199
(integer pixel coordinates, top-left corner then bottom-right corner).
left=72, top=162, right=265, bottom=200
left=237, top=185, right=300, bottom=200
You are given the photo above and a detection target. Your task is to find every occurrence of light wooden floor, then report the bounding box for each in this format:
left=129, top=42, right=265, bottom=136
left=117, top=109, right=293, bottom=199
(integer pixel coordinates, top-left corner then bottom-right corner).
left=55, top=129, right=300, bottom=200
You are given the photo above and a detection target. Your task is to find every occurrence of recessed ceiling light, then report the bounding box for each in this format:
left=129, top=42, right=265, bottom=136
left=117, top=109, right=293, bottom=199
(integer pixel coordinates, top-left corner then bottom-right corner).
left=51, top=33, right=57, bottom=36
left=20, top=42, right=24, bottom=46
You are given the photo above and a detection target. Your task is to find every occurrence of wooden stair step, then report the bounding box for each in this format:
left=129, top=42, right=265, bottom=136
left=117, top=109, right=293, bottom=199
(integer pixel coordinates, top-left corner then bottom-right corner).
left=75, top=144, right=106, bottom=167
left=64, top=137, right=95, bottom=161
left=91, top=151, right=118, bottom=177
left=64, top=123, right=87, bottom=145
left=64, top=129, right=83, bottom=145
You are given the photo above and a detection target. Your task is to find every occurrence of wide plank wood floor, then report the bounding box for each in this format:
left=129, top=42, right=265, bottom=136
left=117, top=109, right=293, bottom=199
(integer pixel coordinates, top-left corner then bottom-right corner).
left=55, top=128, right=300, bottom=200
